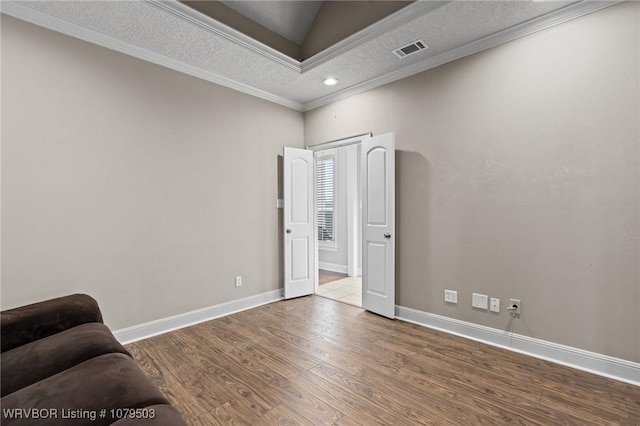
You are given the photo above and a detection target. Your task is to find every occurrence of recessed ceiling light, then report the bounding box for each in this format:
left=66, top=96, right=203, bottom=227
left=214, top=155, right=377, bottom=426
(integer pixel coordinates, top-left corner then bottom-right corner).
left=323, top=78, right=338, bottom=86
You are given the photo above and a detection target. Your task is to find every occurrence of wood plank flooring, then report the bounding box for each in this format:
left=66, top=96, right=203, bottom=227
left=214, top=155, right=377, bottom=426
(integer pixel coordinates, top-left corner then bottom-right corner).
left=319, top=269, right=349, bottom=286
left=126, top=296, right=639, bottom=425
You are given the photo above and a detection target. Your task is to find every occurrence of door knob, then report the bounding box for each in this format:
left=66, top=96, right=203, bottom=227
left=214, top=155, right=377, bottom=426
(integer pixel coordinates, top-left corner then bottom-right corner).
left=384, top=233, right=391, bottom=239
left=286, top=229, right=292, bottom=234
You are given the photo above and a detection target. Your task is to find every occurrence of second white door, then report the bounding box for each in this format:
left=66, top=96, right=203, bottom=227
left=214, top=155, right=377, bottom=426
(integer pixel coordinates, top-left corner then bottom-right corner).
left=361, top=133, right=395, bottom=319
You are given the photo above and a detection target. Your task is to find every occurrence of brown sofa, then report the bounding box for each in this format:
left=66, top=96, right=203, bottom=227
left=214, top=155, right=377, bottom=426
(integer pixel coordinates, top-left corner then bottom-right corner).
left=1, top=294, right=187, bottom=425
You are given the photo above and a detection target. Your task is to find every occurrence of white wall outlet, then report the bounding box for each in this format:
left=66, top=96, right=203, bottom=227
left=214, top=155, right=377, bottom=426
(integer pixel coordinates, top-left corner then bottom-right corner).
left=508, top=298, right=521, bottom=315
left=235, top=276, right=242, bottom=287
left=444, top=289, right=458, bottom=304
left=472, top=293, right=488, bottom=310
left=490, top=297, right=500, bottom=313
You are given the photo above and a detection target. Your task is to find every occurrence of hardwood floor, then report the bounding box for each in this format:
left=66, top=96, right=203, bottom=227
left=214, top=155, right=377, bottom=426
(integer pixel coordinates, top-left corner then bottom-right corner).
left=126, top=296, right=639, bottom=426
left=319, top=269, right=348, bottom=286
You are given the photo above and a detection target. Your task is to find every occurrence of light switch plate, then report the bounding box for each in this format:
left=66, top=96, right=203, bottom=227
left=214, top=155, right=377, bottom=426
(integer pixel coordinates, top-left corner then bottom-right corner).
left=444, top=289, right=458, bottom=304
left=472, top=293, right=488, bottom=310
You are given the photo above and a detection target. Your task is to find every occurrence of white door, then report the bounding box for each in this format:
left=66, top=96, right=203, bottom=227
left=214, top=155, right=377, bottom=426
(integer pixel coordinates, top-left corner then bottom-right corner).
left=283, top=147, right=316, bottom=299
left=362, top=133, right=395, bottom=318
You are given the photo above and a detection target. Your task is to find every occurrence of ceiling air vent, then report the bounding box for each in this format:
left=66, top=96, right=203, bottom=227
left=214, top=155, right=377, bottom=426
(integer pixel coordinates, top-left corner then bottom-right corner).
left=392, top=39, right=428, bottom=59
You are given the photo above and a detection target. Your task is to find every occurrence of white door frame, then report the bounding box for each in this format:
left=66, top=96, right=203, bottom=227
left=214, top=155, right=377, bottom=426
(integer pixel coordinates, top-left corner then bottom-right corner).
left=308, top=133, right=370, bottom=286
left=307, top=133, right=372, bottom=152
left=307, top=131, right=396, bottom=319
left=346, top=144, right=361, bottom=277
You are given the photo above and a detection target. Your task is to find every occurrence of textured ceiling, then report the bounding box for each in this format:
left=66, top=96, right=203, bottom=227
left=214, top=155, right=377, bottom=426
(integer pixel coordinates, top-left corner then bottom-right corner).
left=2, top=1, right=619, bottom=111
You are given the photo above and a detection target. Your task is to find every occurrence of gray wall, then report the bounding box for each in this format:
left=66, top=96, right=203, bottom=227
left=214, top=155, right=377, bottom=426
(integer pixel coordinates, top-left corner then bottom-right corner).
left=2, top=3, right=638, bottom=364
left=1, top=16, right=304, bottom=330
left=305, top=2, right=640, bottom=362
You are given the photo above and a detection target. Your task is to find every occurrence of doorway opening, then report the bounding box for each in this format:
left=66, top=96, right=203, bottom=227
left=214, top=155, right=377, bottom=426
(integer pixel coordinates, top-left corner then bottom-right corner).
left=284, top=131, right=395, bottom=318
left=317, top=271, right=361, bottom=306
left=313, top=142, right=362, bottom=307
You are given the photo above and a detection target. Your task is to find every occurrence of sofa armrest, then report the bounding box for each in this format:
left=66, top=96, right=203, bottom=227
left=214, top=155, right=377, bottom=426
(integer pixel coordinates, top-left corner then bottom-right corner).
left=1, top=294, right=103, bottom=352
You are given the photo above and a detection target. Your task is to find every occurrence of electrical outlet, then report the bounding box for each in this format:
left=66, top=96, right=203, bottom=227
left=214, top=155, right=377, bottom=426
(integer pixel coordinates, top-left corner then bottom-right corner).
left=508, top=298, right=521, bottom=316
left=472, top=293, right=488, bottom=310
left=444, top=289, right=458, bottom=304
left=235, top=276, right=242, bottom=287
left=490, top=297, right=500, bottom=313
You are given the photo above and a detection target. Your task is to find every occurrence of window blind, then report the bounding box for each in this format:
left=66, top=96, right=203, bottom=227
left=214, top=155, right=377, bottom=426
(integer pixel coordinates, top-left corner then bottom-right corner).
left=316, top=157, right=335, bottom=242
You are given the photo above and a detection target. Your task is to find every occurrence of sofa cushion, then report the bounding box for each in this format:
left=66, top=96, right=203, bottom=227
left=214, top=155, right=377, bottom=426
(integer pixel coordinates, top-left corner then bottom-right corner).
left=1, top=323, right=131, bottom=397
left=1, top=294, right=103, bottom=352
left=1, top=353, right=171, bottom=426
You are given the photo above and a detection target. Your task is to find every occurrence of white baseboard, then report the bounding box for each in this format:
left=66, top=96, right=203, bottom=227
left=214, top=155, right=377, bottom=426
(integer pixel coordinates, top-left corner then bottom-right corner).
left=395, top=305, right=640, bottom=387
left=318, top=262, right=348, bottom=274
left=113, top=294, right=638, bottom=386
left=114, top=289, right=283, bottom=345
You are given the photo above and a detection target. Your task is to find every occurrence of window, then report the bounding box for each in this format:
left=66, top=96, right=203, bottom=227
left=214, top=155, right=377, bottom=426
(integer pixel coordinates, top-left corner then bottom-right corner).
left=316, top=152, right=336, bottom=245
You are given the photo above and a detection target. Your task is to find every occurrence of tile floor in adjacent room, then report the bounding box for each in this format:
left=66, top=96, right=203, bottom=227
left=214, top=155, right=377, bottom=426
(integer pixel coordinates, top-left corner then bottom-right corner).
left=317, top=276, right=362, bottom=307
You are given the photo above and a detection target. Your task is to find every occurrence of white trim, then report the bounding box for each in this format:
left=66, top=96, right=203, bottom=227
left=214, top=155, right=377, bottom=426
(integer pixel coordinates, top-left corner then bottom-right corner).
left=1, top=0, right=617, bottom=113
left=395, top=305, right=640, bottom=387
left=0, top=1, right=305, bottom=111
left=113, top=289, right=283, bottom=344
left=307, top=133, right=371, bottom=151
left=143, top=0, right=300, bottom=72
left=302, top=0, right=621, bottom=111
left=299, top=1, right=447, bottom=73
left=318, top=262, right=348, bottom=274
left=346, top=144, right=360, bottom=278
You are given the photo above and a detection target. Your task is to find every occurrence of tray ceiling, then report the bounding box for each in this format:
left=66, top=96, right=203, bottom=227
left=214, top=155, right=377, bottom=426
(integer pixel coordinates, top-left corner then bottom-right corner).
left=1, top=1, right=620, bottom=111
left=220, top=0, right=323, bottom=45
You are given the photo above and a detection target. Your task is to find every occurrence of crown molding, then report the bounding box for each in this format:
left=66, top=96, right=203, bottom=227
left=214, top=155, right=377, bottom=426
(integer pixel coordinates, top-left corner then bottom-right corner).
left=143, top=0, right=301, bottom=73
left=302, top=0, right=621, bottom=111
left=1, top=0, right=621, bottom=113
left=0, top=1, right=305, bottom=111
left=145, top=0, right=448, bottom=75
left=300, top=1, right=448, bottom=73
